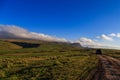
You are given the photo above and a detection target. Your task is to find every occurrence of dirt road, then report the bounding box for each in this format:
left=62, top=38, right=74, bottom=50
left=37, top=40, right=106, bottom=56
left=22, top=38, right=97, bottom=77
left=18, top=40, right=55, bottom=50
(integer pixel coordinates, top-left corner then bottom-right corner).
left=88, top=55, right=120, bottom=80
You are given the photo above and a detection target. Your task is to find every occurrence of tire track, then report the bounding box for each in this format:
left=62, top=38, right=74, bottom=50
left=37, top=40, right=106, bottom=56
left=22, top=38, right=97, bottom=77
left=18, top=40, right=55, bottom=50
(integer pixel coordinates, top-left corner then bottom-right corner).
left=87, top=55, right=120, bottom=80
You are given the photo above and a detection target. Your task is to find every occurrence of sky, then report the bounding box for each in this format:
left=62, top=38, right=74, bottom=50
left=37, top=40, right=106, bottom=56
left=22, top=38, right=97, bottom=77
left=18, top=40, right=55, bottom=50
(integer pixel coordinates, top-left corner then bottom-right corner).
left=0, top=0, right=120, bottom=49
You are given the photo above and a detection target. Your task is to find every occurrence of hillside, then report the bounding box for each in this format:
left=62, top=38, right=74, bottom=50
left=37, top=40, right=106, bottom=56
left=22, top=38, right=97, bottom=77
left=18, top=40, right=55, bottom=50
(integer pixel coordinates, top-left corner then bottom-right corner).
left=0, top=40, right=22, bottom=50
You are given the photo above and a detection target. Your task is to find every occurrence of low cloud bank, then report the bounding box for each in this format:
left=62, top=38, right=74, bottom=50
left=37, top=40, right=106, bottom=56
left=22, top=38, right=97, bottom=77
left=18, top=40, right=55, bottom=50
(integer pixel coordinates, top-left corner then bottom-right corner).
left=0, top=24, right=119, bottom=49
left=0, top=25, right=68, bottom=42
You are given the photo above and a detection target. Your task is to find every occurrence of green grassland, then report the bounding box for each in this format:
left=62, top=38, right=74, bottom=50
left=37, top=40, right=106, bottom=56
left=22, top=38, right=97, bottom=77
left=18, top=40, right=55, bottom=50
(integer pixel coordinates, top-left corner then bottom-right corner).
left=0, top=40, right=22, bottom=50
left=0, top=40, right=105, bottom=80
left=102, top=49, right=120, bottom=60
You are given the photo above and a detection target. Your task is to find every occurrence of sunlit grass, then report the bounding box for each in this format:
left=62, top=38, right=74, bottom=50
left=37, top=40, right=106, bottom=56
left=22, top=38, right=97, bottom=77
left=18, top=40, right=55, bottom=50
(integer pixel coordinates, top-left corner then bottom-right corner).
left=102, top=49, right=120, bottom=60
left=0, top=55, right=97, bottom=80
left=0, top=40, right=98, bottom=80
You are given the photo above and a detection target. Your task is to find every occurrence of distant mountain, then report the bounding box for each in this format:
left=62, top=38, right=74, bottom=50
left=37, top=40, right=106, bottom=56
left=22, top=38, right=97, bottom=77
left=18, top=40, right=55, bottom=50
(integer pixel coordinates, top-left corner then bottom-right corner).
left=71, top=43, right=82, bottom=48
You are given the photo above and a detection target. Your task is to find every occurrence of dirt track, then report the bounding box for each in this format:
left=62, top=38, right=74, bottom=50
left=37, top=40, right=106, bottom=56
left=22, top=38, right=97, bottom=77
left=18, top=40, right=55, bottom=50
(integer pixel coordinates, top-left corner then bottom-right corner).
left=91, top=55, right=120, bottom=80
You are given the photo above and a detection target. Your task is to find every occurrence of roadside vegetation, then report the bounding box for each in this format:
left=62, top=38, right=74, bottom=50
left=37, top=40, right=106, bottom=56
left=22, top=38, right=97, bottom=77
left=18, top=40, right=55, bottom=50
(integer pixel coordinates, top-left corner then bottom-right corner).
left=102, top=49, right=120, bottom=60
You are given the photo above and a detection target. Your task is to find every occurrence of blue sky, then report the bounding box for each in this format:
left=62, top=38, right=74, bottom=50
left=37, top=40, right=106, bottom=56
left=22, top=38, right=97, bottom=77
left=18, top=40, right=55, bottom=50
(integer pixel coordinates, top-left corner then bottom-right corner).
left=0, top=0, right=120, bottom=49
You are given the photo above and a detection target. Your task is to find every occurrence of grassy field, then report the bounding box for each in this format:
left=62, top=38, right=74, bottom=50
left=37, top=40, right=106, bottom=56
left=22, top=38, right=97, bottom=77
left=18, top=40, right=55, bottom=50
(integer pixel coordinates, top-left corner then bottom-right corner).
left=0, top=40, right=22, bottom=50
left=0, top=40, right=98, bottom=80
left=102, top=49, right=120, bottom=60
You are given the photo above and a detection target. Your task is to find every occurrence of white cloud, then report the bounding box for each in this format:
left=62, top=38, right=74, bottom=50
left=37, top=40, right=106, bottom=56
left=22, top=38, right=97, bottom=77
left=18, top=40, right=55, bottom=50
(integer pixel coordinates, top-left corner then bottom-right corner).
left=108, top=33, right=120, bottom=38
left=94, top=33, right=120, bottom=49
left=98, top=34, right=113, bottom=41
left=109, top=33, right=120, bottom=38
left=0, top=24, right=68, bottom=42
left=75, top=37, right=105, bottom=48
left=116, top=33, right=120, bottom=38
left=78, top=37, right=95, bottom=44
left=109, top=33, right=116, bottom=37
left=75, top=37, right=119, bottom=49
